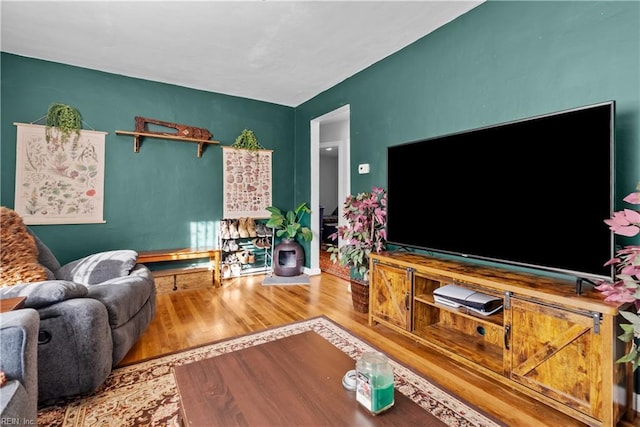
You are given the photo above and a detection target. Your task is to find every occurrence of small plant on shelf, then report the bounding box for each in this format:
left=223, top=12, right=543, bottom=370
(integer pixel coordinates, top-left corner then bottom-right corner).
left=45, top=103, right=83, bottom=144
left=231, top=129, right=264, bottom=150
left=594, top=182, right=640, bottom=370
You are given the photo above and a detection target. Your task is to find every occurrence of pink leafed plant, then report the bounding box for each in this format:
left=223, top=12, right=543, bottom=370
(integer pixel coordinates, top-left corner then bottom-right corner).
left=596, top=183, right=640, bottom=369
left=327, top=186, right=387, bottom=283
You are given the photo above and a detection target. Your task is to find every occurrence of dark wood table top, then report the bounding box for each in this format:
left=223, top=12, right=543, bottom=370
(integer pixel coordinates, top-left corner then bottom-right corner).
left=173, top=330, right=445, bottom=426
left=0, top=297, right=26, bottom=313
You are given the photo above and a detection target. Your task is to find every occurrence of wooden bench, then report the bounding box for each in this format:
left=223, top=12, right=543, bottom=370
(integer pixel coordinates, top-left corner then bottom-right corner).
left=137, top=248, right=221, bottom=290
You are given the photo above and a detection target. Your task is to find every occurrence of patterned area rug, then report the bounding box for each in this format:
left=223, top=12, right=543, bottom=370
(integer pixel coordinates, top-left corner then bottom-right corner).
left=38, top=316, right=503, bottom=427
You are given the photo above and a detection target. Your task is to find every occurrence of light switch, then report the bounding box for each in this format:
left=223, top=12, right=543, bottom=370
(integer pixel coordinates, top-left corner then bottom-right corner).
left=358, top=163, right=370, bottom=174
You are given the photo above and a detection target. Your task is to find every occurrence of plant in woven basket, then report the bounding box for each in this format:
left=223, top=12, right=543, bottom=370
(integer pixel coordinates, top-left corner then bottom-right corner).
left=593, top=182, right=640, bottom=369
left=45, top=103, right=82, bottom=144
left=328, top=186, right=387, bottom=284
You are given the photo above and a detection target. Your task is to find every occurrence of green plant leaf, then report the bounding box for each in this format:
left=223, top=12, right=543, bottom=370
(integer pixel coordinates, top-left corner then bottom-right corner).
left=265, top=202, right=312, bottom=242
left=231, top=129, right=264, bottom=150
left=45, top=103, right=82, bottom=144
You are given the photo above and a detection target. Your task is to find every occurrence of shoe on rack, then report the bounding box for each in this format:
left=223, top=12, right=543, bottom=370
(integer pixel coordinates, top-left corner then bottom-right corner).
left=247, top=251, right=255, bottom=264
left=228, top=239, right=239, bottom=251
left=238, top=217, right=249, bottom=238
left=257, top=237, right=270, bottom=249
left=222, top=264, right=231, bottom=278
left=222, top=240, right=230, bottom=252
left=255, top=222, right=267, bottom=237
left=229, top=219, right=240, bottom=239
left=246, top=218, right=257, bottom=237
left=237, top=250, right=249, bottom=264
left=231, top=263, right=241, bottom=277
left=220, top=219, right=230, bottom=240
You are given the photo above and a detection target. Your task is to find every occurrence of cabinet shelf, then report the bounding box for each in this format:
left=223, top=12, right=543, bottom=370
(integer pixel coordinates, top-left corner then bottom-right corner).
left=115, top=130, right=220, bottom=157
left=413, top=323, right=504, bottom=374
left=414, top=294, right=504, bottom=327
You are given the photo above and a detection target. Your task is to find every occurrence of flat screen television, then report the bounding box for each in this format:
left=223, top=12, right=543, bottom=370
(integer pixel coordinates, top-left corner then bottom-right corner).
left=386, top=101, right=615, bottom=281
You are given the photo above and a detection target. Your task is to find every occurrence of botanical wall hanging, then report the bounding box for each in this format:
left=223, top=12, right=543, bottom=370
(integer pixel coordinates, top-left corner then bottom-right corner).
left=13, top=123, right=106, bottom=224
left=222, top=146, right=272, bottom=219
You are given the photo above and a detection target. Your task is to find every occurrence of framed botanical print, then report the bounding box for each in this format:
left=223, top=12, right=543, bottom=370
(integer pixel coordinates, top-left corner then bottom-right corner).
left=13, top=123, right=107, bottom=225
left=222, top=146, right=272, bottom=219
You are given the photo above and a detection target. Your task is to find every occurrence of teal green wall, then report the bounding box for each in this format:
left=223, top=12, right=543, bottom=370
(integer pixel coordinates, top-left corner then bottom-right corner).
left=296, top=0, right=640, bottom=220
left=2, top=1, right=639, bottom=266
left=1, top=54, right=295, bottom=264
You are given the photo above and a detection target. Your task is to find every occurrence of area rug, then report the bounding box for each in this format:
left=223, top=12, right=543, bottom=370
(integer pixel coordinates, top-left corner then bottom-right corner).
left=37, top=316, right=503, bottom=427
left=261, top=274, right=310, bottom=285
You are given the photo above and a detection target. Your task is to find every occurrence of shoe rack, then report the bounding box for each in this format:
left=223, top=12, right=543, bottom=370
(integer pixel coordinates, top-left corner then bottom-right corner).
left=219, top=217, right=273, bottom=279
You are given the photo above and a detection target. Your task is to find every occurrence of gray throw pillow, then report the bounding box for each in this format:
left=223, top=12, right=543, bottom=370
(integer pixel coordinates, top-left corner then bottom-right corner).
left=0, top=280, right=88, bottom=309
left=55, top=250, right=138, bottom=285
left=28, top=229, right=61, bottom=272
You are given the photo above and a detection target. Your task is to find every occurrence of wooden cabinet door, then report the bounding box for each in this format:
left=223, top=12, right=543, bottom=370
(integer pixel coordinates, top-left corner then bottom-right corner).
left=508, top=298, right=603, bottom=420
left=370, top=262, right=412, bottom=330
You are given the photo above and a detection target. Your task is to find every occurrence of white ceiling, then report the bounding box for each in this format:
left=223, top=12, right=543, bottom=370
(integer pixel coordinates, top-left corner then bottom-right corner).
left=1, top=1, right=482, bottom=107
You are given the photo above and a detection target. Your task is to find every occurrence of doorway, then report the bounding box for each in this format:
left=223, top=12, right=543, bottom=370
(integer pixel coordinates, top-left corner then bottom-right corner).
left=309, top=105, right=350, bottom=275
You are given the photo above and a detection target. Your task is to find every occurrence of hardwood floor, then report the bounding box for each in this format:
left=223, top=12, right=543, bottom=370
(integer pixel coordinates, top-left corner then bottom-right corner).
left=120, top=272, right=633, bottom=427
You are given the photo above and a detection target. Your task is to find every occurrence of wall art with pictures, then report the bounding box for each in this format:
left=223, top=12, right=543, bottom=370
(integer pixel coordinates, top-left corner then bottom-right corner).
left=222, top=146, right=272, bottom=219
left=13, top=123, right=107, bottom=225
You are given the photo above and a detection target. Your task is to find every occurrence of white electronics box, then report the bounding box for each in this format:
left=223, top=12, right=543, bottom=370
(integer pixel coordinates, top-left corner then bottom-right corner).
left=433, top=284, right=503, bottom=316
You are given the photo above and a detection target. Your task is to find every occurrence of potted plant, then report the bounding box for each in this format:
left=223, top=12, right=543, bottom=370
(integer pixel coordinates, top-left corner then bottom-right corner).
left=45, top=103, right=83, bottom=144
left=231, top=129, right=264, bottom=150
left=266, top=202, right=313, bottom=277
left=328, top=186, right=387, bottom=312
left=593, top=182, right=640, bottom=369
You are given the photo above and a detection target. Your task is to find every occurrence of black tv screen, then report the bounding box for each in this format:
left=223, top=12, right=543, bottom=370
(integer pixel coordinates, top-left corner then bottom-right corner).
left=386, top=101, right=614, bottom=281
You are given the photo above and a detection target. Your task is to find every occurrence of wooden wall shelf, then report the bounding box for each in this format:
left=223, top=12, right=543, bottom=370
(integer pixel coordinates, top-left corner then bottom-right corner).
left=115, top=130, right=220, bottom=157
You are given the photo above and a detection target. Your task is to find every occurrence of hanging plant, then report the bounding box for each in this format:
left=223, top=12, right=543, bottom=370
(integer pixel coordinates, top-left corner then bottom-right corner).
left=45, top=103, right=82, bottom=144
left=231, top=129, right=264, bottom=150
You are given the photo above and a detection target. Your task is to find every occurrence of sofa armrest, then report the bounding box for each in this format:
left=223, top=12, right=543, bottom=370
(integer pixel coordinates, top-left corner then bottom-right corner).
left=85, top=264, right=155, bottom=328
left=0, top=281, right=88, bottom=309
left=55, top=250, right=138, bottom=285
left=0, top=308, right=39, bottom=423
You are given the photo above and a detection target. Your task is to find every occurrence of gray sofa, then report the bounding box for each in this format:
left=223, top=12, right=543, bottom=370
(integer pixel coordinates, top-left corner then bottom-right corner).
left=0, top=308, right=39, bottom=424
left=0, top=232, right=156, bottom=404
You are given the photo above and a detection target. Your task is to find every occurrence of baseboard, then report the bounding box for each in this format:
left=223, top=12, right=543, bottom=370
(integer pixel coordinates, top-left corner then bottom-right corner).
left=304, top=267, right=322, bottom=276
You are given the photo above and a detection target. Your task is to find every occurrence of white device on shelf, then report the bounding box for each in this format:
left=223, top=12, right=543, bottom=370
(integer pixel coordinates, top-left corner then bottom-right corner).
left=433, top=284, right=503, bottom=316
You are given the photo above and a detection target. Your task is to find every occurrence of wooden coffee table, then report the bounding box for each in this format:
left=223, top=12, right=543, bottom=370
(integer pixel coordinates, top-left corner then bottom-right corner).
left=173, top=330, right=445, bottom=426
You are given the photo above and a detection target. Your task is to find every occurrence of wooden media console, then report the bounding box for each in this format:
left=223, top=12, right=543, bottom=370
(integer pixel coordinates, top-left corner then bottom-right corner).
left=368, top=251, right=634, bottom=427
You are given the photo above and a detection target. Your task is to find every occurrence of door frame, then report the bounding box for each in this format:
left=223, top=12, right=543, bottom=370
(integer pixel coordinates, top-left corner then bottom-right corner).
left=308, top=105, right=350, bottom=275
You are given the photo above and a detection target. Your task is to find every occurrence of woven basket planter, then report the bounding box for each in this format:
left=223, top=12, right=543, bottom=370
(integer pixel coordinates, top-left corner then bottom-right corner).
left=350, top=279, right=369, bottom=313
